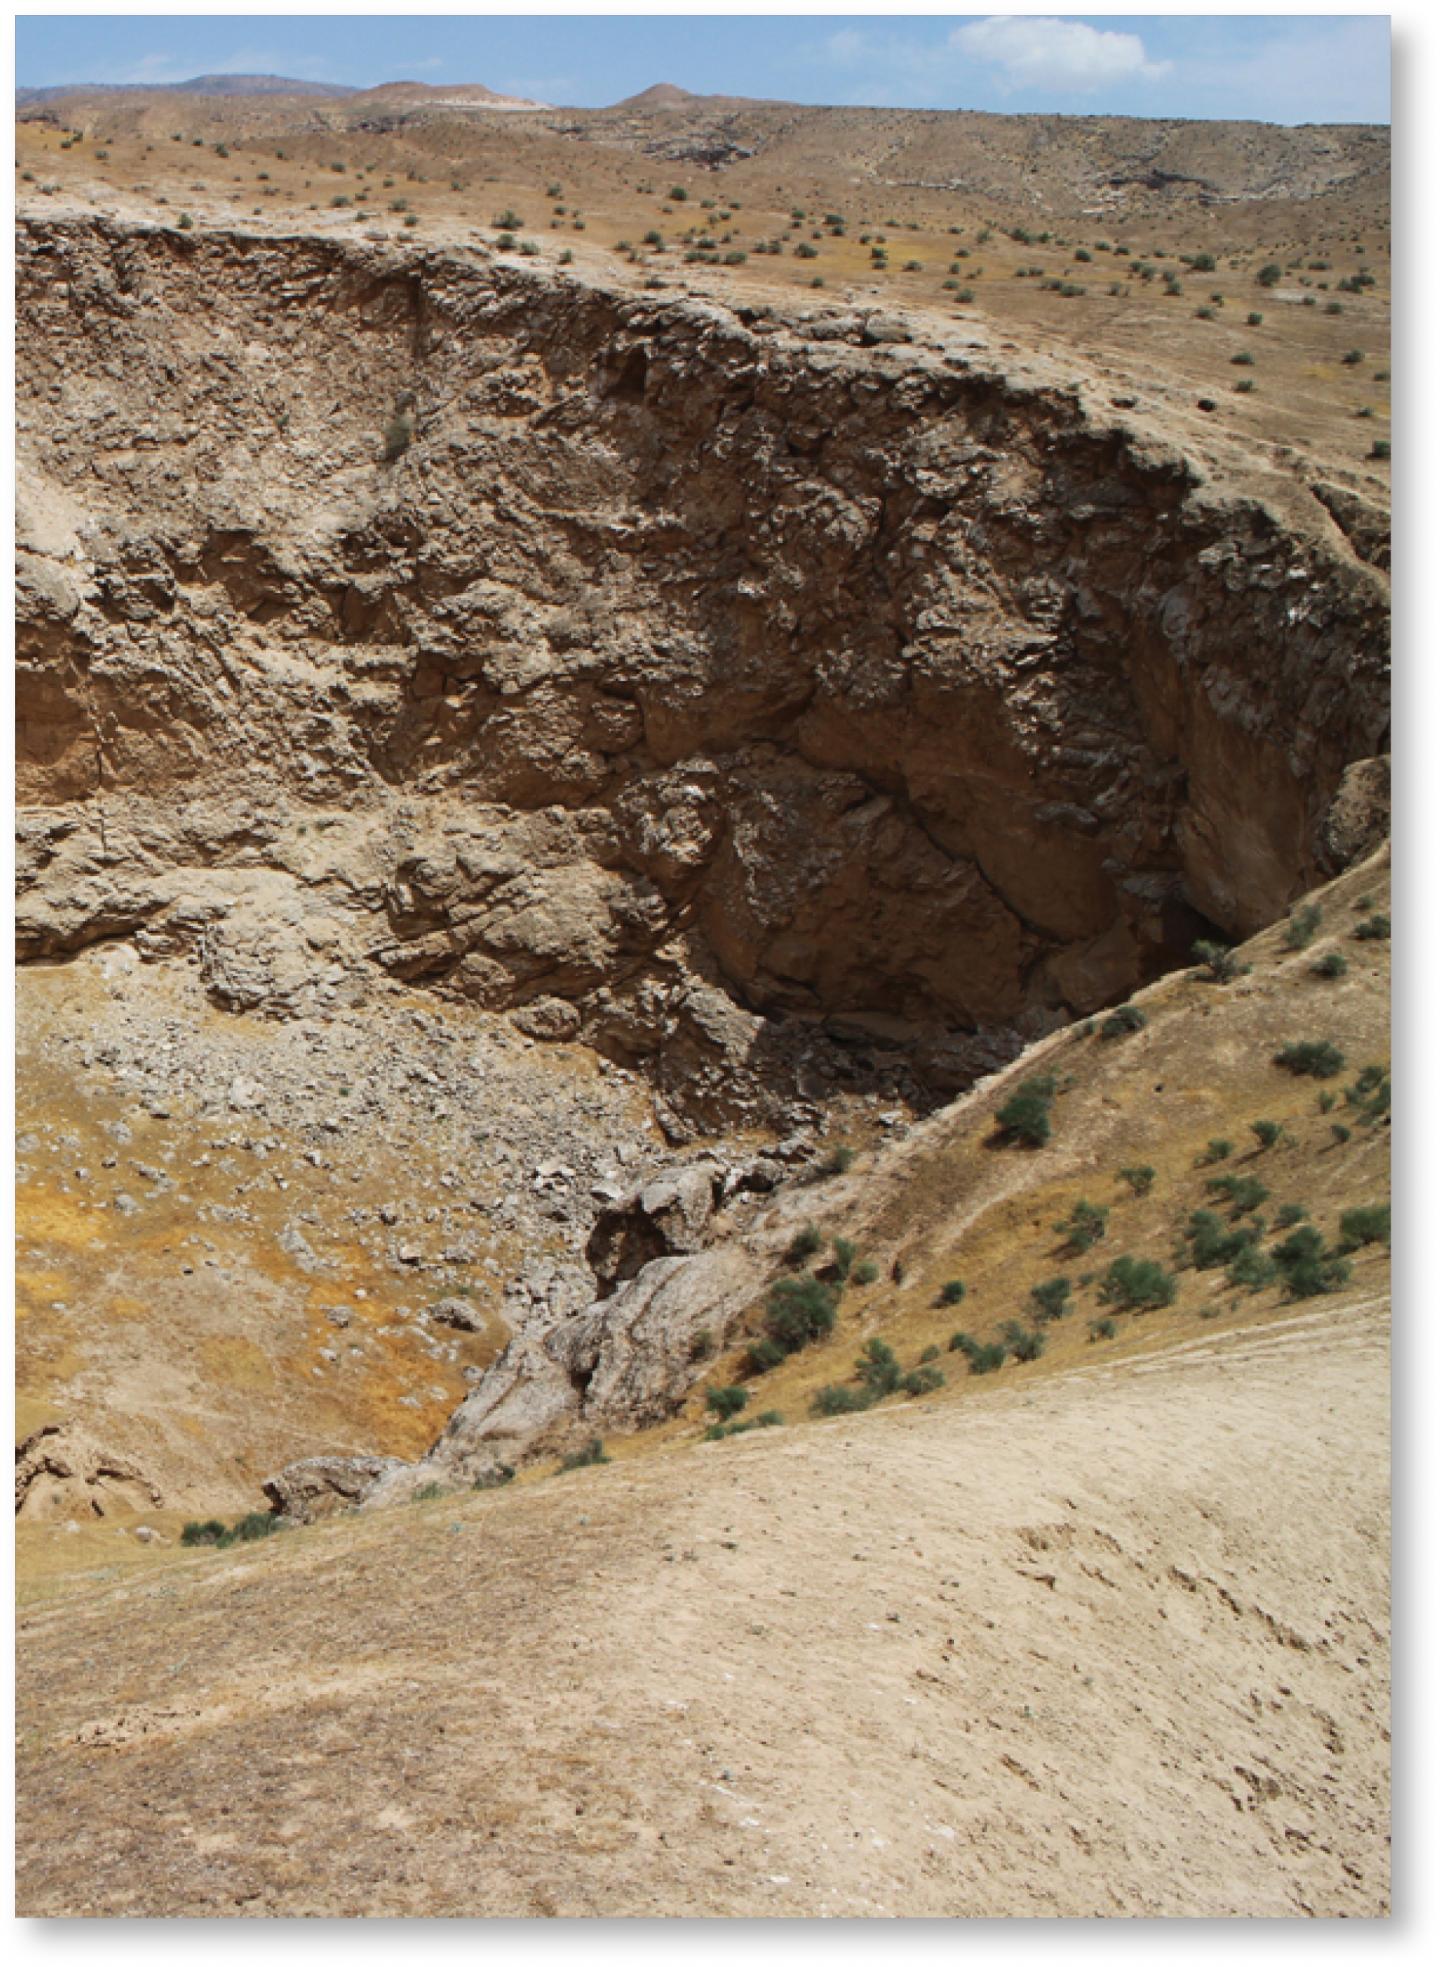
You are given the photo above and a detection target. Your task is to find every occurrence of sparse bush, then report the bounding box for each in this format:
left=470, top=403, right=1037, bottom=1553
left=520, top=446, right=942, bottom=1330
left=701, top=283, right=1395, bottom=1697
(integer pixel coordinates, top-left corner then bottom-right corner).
left=949, top=1330, right=977, bottom=1356
left=1119, top=1164, right=1156, bottom=1196
left=1054, top=1199, right=1109, bottom=1253
left=899, top=1365, right=945, bottom=1397
left=938, top=1279, right=967, bottom=1307
left=1226, top=1246, right=1279, bottom=1293
left=1284, top=904, right=1323, bottom=950
left=785, top=1224, right=822, bottom=1267
left=967, top=1342, right=1008, bottom=1375
left=763, top=1275, right=840, bottom=1355
left=1272, top=1226, right=1351, bottom=1300
left=414, top=1481, right=444, bottom=1503
left=706, top=1384, right=749, bottom=1420
left=831, top=1236, right=858, bottom=1283
left=817, top=1144, right=856, bottom=1177
left=1100, top=1004, right=1147, bottom=1038
left=473, top=1464, right=515, bottom=1490
left=995, top=1072, right=1058, bottom=1148
left=1098, top=1255, right=1177, bottom=1311
left=1273, top=1203, right=1309, bottom=1228
left=1250, top=1120, right=1287, bottom=1150
left=1003, top=1323, right=1046, bottom=1363
left=1089, top=1317, right=1117, bottom=1341
left=1184, top=1208, right=1260, bottom=1271
left=558, top=1436, right=610, bottom=1473
left=745, top=1337, right=786, bottom=1375
left=856, top=1338, right=902, bottom=1398
left=1330, top=1122, right=1353, bottom=1146
left=1274, top=1039, right=1346, bottom=1079
left=1193, top=940, right=1249, bottom=982
left=1256, top=263, right=1282, bottom=287
left=180, top=1519, right=229, bottom=1547
left=1030, top=1277, right=1074, bottom=1322
left=812, top=1383, right=874, bottom=1417
left=1206, top=1172, right=1270, bottom=1217
left=852, top=1259, right=880, bottom=1287
left=1337, top=1204, right=1390, bottom=1252
left=1199, top=1139, right=1234, bottom=1165
left=1312, top=951, right=1349, bottom=979
left=919, top=1344, right=941, bottom=1364
left=1353, top=913, right=1390, bottom=941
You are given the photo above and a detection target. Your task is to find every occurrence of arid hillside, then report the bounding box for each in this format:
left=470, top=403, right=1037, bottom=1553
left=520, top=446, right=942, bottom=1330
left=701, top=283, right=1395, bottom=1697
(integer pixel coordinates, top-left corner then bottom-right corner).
left=15, top=88, right=1389, bottom=1920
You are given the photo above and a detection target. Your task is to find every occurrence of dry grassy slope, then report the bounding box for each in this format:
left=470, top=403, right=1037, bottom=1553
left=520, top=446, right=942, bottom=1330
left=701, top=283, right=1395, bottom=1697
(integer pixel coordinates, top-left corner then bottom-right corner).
left=14, top=855, right=1390, bottom=1915
left=15, top=97, right=1391, bottom=507
left=641, top=842, right=1390, bottom=1445
left=16, top=1293, right=1388, bottom=1916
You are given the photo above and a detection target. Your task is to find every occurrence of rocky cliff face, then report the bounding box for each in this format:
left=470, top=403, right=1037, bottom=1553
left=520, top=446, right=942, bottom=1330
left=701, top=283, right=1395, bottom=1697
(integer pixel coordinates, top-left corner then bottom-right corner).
left=17, top=216, right=1389, bottom=1126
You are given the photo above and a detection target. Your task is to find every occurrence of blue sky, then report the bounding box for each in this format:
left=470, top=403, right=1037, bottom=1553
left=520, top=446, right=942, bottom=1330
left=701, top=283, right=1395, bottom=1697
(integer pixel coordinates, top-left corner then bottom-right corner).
left=13, top=13, right=1392, bottom=125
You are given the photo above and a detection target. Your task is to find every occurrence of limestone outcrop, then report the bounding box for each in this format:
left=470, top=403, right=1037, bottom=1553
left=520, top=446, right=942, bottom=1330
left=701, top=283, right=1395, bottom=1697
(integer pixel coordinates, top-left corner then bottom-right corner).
left=16, top=217, right=1389, bottom=1129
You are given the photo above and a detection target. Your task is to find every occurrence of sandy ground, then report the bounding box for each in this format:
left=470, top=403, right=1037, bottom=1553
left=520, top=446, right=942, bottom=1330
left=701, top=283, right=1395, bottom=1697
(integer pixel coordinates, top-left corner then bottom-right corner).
left=17, top=1291, right=1389, bottom=1917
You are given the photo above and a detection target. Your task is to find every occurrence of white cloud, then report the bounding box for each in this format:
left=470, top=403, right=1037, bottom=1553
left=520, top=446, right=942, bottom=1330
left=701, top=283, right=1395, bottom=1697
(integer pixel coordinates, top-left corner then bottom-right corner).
left=950, top=16, right=1172, bottom=96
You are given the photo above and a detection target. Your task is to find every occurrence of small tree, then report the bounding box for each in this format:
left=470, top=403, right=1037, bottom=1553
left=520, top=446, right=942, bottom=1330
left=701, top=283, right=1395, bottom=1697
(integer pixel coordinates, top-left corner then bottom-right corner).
left=1118, top=1164, right=1156, bottom=1196
left=1054, top=1199, right=1109, bottom=1253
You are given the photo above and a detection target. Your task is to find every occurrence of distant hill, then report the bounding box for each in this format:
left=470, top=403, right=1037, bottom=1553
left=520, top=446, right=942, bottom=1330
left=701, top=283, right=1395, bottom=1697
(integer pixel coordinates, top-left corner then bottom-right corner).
left=16, top=74, right=358, bottom=104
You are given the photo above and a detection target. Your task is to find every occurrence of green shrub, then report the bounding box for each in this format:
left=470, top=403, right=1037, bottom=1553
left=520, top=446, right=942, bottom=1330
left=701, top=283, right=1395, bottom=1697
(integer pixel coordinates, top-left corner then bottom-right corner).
left=1199, top=1139, right=1234, bottom=1165
left=1250, top=1120, right=1287, bottom=1150
left=1312, top=951, right=1349, bottom=979
left=1100, top=1005, right=1147, bottom=1038
left=968, top=1342, right=1008, bottom=1375
left=413, top=1481, right=444, bottom=1503
left=938, top=1279, right=967, bottom=1307
left=1193, top=940, right=1249, bottom=982
left=995, top=1073, right=1058, bottom=1148
left=831, top=1236, right=858, bottom=1283
left=1330, top=1123, right=1353, bottom=1146
left=1184, top=1208, right=1260, bottom=1270
left=1343, top=1065, right=1391, bottom=1126
left=785, top=1224, right=823, bottom=1267
left=745, top=1337, right=787, bottom=1375
left=1284, top=904, right=1323, bottom=950
left=856, top=1338, right=902, bottom=1397
left=1088, top=1317, right=1117, bottom=1341
left=763, top=1275, right=840, bottom=1355
left=1256, top=263, right=1282, bottom=287
left=1272, top=1226, right=1351, bottom=1300
left=558, top=1437, right=610, bottom=1473
left=1226, top=1246, right=1279, bottom=1293
left=1098, top=1255, right=1177, bottom=1311
left=1054, top=1199, right=1109, bottom=1252
left=818, top=1144, right=856, bottom=1177
left=1206, top=1173, right=1270, bottom=1217
left=1337, top=1204, right=1390, bottom=1251
left=919, top=1344, right=941, bottom=1363
left=1030, top=1277, right=1073, bottom=1322
left=1119, top=1165, right=1156, bottom=1196
left=1273, top=1203, right=1309, bottom=1228
left=233, top=1511, right=281, bottom=1543
left=1275, top=1040, right=1346, bottom=1079
left=812, top=1383, right=874, bottom=1416
left=706, top=1384, right=749, bottom=1420
left=949, top=1330, right=977, bottom=1356
left=899, top=1365, right=945, bottom=1397
left=180, top=1519, right=228, bottom=1547
left=473, top=1464, right=516, bottom=1490
left=1003, top=1323, right=1046, bottom=1363
left=1353, top=913, right=1390, bottom=941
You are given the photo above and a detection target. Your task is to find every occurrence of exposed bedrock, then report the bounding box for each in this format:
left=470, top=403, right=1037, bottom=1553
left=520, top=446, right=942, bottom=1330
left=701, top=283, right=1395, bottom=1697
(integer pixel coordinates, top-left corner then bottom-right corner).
left=17, top=217, right=1389, bottom=1121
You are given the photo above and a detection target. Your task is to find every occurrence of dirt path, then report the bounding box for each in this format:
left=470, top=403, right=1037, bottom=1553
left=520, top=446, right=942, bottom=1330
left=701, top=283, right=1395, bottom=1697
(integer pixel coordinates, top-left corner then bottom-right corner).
left=17, top=1295, right=1389, bottom=1916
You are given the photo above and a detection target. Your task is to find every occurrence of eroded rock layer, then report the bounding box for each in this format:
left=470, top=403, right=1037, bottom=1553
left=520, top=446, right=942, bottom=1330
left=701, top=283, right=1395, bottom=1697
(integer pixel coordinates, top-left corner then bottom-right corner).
left=17, top=217, right=1389, bottom=1123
